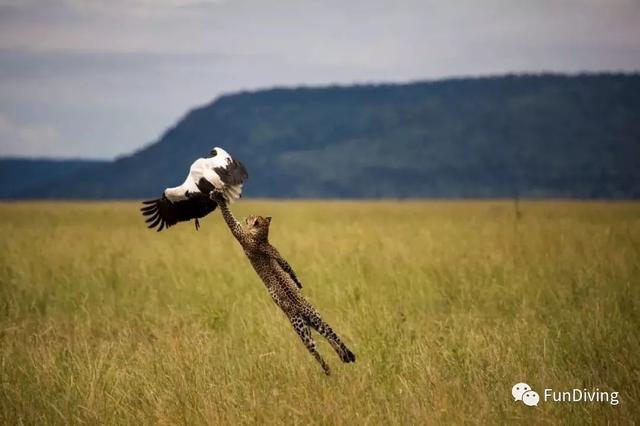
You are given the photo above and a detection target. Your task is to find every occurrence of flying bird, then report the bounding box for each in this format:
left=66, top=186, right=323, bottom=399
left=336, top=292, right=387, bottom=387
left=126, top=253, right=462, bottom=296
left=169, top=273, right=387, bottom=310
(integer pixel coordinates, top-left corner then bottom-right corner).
left=140, top=147, right=248, bottom=231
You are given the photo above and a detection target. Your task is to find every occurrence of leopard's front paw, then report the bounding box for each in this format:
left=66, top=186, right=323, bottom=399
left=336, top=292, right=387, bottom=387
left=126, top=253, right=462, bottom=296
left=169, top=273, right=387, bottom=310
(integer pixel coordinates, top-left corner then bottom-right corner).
left=209, top=189, right=225, bottom=203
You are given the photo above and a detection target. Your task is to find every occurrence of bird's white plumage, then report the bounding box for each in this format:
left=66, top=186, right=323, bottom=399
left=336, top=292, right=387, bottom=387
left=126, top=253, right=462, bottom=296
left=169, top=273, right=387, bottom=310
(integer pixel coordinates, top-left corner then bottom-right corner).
left=164, top=147, right=245, bottom=203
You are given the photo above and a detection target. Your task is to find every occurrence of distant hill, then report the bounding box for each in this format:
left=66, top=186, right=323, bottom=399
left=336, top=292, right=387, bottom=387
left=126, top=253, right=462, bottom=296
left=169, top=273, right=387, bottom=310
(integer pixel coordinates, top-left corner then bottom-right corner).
left=2, top=73, right=639, bottom=199
left=0, top=158, right=108, bottom=198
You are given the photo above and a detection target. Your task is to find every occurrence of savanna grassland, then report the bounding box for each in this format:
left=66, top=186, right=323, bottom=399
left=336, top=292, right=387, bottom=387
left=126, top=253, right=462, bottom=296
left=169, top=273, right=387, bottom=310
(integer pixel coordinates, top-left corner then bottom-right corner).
left=0, top=201, right=638, bottom=424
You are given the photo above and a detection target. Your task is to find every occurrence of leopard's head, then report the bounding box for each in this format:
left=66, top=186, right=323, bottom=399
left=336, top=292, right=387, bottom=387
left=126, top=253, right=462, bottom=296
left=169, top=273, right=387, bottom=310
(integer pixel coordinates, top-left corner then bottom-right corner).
left=244, top=214, right=272, bottom=242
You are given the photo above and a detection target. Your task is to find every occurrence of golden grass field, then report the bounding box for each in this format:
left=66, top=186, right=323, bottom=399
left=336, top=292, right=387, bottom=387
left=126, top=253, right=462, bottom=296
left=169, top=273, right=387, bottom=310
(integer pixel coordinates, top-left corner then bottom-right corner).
left=0, top=201, right=639, bottom=424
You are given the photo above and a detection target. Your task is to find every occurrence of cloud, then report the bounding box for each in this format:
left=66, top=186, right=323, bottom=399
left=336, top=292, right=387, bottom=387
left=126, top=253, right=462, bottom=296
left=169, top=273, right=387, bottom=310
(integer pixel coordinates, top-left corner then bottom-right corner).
left=0, top=113, right=63, bottom=157
left=0, top=0, right=639, bottom=158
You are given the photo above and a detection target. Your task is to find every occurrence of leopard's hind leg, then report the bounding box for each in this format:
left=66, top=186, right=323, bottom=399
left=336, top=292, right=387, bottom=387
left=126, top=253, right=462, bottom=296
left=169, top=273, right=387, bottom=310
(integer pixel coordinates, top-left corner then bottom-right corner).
left=305, top=312, right=356, bottom=363
left=290, top=315, right=331, bottom=375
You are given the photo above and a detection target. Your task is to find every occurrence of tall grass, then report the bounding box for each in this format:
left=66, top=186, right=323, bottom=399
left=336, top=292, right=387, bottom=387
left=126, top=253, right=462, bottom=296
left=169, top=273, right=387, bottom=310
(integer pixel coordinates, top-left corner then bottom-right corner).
left=0, top=201, right=638, bottom=424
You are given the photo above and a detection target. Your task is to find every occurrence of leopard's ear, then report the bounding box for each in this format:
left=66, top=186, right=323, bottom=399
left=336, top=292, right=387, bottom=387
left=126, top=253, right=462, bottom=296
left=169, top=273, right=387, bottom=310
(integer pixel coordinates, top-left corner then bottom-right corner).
left=265, top=216, right=272, bottom=224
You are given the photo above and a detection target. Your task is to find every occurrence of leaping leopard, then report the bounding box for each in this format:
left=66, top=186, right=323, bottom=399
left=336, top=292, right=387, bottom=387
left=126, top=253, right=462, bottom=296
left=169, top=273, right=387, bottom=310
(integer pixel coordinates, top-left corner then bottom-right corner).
left=210, top=190, right=355, bottom=375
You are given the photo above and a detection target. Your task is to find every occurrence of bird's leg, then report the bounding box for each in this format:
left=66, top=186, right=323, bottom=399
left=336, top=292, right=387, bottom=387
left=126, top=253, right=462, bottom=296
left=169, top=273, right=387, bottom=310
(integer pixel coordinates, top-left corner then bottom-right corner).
left=184, top=191, right=202, bottom=230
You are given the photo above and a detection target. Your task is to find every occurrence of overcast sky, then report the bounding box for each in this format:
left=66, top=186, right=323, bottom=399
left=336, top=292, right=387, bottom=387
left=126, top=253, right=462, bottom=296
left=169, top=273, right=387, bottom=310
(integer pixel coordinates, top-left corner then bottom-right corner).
left=1, top=0, right=639, bottom=159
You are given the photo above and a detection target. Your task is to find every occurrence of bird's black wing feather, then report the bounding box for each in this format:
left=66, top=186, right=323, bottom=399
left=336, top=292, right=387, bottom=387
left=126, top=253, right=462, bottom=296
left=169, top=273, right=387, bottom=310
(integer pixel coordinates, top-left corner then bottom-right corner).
left=213, top=159, right=249, bottom=185
left=195, top=177, right=215, bottom=194
left=140, top=193, right=217, bottom=232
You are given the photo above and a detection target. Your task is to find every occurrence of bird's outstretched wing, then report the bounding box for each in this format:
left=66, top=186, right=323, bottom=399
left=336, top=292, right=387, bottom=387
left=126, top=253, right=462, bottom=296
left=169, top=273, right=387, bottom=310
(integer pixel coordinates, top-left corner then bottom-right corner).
left=140, top=192, right=216, bottom=232
left=214, top=158, right=249, bottom=186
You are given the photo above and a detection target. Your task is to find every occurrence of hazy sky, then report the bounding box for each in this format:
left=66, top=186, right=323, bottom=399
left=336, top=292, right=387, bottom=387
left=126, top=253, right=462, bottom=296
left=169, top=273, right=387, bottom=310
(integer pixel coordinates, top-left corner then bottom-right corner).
left=1, top=0, right=639, bottom=159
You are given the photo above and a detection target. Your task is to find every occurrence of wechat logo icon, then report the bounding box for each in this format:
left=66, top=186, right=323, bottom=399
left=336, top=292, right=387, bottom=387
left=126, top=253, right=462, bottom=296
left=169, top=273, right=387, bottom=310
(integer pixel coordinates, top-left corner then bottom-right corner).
left=512, top=382, right=540, bottom=407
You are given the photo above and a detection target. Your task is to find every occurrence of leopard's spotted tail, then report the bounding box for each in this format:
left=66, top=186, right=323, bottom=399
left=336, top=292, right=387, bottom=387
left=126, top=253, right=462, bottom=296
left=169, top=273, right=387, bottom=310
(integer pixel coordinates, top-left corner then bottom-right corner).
left=306, top=313, right=356, bottom=363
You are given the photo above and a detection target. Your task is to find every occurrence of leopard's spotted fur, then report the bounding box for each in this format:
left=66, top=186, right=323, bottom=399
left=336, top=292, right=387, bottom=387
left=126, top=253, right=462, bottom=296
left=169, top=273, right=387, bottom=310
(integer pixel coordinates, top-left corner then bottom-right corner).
left=212, top=192, right=355, bottom=375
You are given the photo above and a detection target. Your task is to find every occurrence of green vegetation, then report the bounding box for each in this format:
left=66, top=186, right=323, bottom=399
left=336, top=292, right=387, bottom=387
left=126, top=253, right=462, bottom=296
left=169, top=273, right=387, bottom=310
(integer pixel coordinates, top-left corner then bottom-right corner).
left=0, top=201, right=639, bottom=423
left=4, top=73, right=639, bottom=199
